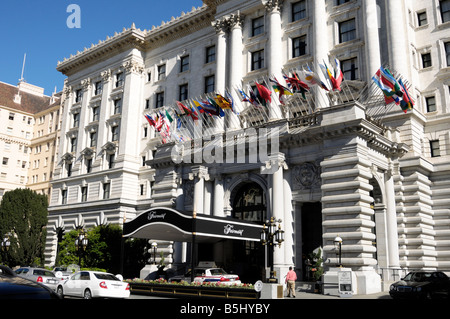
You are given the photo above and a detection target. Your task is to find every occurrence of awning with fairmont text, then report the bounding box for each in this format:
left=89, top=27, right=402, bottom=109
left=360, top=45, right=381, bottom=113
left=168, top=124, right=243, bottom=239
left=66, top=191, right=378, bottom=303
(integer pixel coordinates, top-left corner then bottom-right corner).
left=123, top=207, right=264, bottom=243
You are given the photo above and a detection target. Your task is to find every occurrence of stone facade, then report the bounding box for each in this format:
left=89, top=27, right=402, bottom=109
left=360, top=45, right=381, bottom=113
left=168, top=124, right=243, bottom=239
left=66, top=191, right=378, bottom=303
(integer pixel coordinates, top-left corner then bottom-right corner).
left=46, top=0, right=450, bottom=295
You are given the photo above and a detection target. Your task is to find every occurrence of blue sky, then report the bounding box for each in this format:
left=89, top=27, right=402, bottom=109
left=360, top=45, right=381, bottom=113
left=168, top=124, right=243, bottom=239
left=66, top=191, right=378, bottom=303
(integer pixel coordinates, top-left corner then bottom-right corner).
left=1, top=0, right=203, bottom=96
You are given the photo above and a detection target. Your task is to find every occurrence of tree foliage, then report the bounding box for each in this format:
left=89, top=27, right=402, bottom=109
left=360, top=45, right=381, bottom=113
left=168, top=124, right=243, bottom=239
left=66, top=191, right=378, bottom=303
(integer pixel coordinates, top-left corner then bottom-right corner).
left=0, top=188, right=48, bottom=266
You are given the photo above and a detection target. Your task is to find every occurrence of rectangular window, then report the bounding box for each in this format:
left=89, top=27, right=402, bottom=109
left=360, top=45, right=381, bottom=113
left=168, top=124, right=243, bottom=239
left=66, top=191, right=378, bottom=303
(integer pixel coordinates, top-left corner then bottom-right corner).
left=417, top=11, right=427, bottom=26
left=441, top=0, right=450, bottom=23
left=251, top=50, right=265, bottom=71
left=70, top=137, right=77, bottom=153
left=61, top=189, right=67, bottom=204
left=445, top=42, right=450, bottom=66
left=339, top=18, right=356, bottom=43
left=67, top=163, right=72, bottom=177
left=92, top=106, right=100, bottom=122
left=158, top=64, right=166, bottom=80
left=86, top=158, right=92, bottom=173
left=9, top=112, right=15, bottom=121
left=115, top=72, right=124, bottom=88
left=252, top=16, right=264, bottom=37
left=180, top=55, right=190, bottom=73
left=206, top=45, right=216, bottom=64
left=292, top=36, right=307, bottom=57
left=341, top=57, right=358, bottom=80
left=430, top=140, right=441, bottom=157
left=90, top=131, right=97, bottom=147
left=94, top=81, right=103, bottom=95
left=112, top=126, right=119, bottom=142
left=205, top=75, right=215, bottom=93
left=337, top=0, right=350, bottom=5
left=113, top=98, right=122, bottom=114
left=81, top=186, right=88, bottom=202
left=156, top=92, right=164, bottom=108
left=2, top=158, right=8, bottom=166
left=73, top=113, right=80, bottom=128
left=421, top=53, right=432, bottom=68
left=108, top=154, right=115, bottom=169
left=103, top=183, right=110, bottom=199
left=75, top=89, right=83, bottom=103
left=426, top=96, right=436, bottom=112
left=292, top=0, right=306, bottom=21
left=179, top=84, right=188, bottom=101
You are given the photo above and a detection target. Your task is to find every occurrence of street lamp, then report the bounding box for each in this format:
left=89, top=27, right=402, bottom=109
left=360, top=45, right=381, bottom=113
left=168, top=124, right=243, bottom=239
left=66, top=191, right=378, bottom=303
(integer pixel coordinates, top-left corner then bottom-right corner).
left=151, top=242, right=158, bottom=265
left=75, top=229, right=89, bottom=266
left=1, top=236, right=10, bottom=252
left=334, top=235, right=343, bottom=267
left=260, top=217, right=284, bottom=283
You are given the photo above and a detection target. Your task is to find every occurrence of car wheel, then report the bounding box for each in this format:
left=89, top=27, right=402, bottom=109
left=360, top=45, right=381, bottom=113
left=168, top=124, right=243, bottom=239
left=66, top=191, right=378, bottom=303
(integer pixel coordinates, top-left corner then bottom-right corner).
left=83, top=289, right=92, bottom=299
left=56, top=286, right=64, bottom=298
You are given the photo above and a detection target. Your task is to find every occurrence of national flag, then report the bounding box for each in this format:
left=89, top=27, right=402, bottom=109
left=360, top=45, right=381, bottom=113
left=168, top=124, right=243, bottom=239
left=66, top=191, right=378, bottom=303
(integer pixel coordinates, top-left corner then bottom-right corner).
left=270, top=77, right=293, bottom=104
left=255, top=82, right=272, bottom=106
left=144, top=114, right=156, bottom=127
left=300, top=67, right=330, bottom=91
left=372, top=67, right=402, bottom=105
left=208, top=97, right=225, bottom=117
left=199, top=99, right=220, bottom=116
left=399, top=78, right=414, bottom=113
left=176, top=101, right=198, bottom=121
left=320, top=59, right=344, bottom=91
left=192, top=100, right=205, bottom=114
left=248, top=86, right=263, bottom=108
left=282, top=72, right=309, bottom=99
left=215, top=94, right=232, bottom=110
left=225, top=90, right=239, bottom=115
left=165, top=109, right=173, bottom=123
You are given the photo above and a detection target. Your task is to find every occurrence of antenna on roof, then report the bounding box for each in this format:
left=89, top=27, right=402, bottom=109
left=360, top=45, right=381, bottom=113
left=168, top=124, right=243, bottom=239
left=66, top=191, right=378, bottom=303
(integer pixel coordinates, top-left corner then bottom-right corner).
left=19, top=53, right=26, bottom=83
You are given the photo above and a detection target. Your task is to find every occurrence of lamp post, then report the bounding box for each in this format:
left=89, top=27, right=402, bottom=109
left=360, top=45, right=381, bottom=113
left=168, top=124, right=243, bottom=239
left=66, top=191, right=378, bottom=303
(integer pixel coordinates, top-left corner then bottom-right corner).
left=334, top=236, right=343, bottom=267
left=1, top=235, right=10, bottom=266
left=260, top=217, right=284, bottom=283
left=151, top=242, right=158, bottom=265
left=75, top=229, right=89, bottom=266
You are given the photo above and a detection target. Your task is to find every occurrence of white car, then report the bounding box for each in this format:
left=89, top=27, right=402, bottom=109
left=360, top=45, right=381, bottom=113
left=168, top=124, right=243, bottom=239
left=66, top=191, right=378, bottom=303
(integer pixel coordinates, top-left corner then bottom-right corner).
left=193, top=268, right=241, bottom=286
left=56, top=271, right=130, bottom=299
left=15, top=267, right=61, bottom=291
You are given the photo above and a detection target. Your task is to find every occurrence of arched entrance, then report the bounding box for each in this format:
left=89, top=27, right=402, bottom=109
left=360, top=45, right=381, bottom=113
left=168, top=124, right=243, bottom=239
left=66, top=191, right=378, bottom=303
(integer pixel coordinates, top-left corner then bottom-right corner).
left=228, top=182, right=267, bottom=283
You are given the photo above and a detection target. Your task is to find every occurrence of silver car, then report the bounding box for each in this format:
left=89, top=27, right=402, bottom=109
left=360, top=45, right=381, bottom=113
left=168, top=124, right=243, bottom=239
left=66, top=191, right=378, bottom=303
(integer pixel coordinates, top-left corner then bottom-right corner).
left=15, top=267, right=60, bottom=291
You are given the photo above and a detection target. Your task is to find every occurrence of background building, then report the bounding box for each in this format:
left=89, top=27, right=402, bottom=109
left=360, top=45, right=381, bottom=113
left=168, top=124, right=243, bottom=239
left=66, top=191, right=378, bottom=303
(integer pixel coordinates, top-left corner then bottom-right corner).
left=0, top=80, right=61, bottom=202
left=47, top=0, right=450, bottom=295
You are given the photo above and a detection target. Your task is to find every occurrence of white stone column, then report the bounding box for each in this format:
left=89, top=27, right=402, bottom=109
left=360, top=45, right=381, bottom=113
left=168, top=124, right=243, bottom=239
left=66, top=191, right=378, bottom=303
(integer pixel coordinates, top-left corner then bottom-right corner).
left=363, top=0, right=381, bottom=81
left=385, top=170, right=400, bottom=269
left=213, top=175, right=225, bottom=217
left=228, top=12, right=244, bottom=90
left=212, top=18, right=227, bottom=133
left=189, top=166, right=209, bottom=215
left=265, top=0, right=284, bottom=120
left=385, top=0, right=409, bottom=78
left=261, top=153, right=288, bottom=281
left=312, top=0, right=329, bottom=110
left=283, top=168, right=294, bottom=266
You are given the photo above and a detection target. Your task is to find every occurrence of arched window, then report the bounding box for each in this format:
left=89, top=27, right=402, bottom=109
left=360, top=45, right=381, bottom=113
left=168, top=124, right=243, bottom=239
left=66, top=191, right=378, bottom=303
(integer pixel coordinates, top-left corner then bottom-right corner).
left=232, top=182, right=266, bottom=223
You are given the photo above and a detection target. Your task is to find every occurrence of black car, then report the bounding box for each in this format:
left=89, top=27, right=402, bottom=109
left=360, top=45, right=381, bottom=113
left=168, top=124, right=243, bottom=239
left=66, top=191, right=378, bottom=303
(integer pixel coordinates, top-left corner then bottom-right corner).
left=0, top=265, right=60, bottom=299
left=389, top=271, right=450, bottom=299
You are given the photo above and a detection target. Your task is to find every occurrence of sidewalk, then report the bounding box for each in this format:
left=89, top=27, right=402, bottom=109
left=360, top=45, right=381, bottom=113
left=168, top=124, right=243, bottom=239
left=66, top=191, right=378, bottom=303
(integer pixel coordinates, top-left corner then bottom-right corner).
left=289, top=290, right=391, bottom=299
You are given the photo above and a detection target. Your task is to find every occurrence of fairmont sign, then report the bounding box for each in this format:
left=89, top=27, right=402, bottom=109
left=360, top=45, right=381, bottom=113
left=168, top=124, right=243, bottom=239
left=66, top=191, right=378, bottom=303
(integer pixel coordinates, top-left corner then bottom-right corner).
left=148, top=211, right=166, bottom=221
left=224, top=224, right=244, bottom=237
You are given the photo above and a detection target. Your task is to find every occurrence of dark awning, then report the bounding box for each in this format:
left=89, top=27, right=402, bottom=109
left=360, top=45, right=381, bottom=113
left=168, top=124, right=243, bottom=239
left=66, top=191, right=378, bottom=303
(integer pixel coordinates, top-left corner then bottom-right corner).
left=123, top=207, right=263, bottom=243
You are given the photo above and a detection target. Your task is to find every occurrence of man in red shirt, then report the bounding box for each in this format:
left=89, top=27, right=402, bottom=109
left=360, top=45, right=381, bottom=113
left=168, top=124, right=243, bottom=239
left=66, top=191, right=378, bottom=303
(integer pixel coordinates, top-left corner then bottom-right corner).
left=285, top=266, right=297, bottom=297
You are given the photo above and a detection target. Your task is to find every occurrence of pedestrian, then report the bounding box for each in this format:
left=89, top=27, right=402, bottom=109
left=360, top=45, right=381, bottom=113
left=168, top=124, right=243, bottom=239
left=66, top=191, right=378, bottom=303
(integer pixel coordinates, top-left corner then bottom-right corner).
left=285, top=266, right=297, bottom=297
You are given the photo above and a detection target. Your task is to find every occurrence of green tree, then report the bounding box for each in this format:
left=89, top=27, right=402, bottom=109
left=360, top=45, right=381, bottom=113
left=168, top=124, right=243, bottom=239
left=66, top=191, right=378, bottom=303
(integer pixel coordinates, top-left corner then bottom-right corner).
left=0, top=188, right=48, bottom=267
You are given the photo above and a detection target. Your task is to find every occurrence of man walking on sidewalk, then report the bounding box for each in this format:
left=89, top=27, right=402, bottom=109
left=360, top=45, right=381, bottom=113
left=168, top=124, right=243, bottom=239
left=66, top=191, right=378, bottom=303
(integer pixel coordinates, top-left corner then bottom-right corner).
left=285, top=266, right=297, bottom=297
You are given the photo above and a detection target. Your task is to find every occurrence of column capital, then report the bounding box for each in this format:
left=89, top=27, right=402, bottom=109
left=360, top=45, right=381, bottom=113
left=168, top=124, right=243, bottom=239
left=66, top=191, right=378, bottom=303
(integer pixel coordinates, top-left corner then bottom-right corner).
left=229, top=12, right=245, bottom=30
left=189, top=166, right=210, bottom=181
left=122, top=60, right=145, bottom=75
left=212, top=17, right=229, bottom=34
left=261, top=153, right=288, bottom=174
left=264, top=0, right=284, bottom=13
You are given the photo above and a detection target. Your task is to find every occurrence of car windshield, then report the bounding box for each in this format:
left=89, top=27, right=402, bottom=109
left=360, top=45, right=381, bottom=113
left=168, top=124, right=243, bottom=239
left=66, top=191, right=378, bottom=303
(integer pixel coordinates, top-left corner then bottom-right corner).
left=33, top=269, right=55, bottom=277
left=209, top=268, right=227, bottom=275
left=94, top=273, right=119, bottom=281
left=403, top=272, right=432, bottom=282
left=15, top=268, right=29, bottom=274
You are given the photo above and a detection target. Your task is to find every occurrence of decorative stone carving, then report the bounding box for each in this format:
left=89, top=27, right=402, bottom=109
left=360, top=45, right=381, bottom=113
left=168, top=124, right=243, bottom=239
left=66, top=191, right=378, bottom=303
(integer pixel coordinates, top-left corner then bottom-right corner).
left=101, top=69, right=112, bottom=82
left=292, top=162, right=321, bottom=190
left=122, top=60, right=145, bottom=75
left=264, top=0, right=284, bottom=12
left=229, top=12, right=245, bottom=29
left=184, top=179, right=194, bottom=206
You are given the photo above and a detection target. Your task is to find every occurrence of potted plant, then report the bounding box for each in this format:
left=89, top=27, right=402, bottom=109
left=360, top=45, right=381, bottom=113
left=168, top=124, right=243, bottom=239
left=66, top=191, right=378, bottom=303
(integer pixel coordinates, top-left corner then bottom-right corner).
left=308, top=248, right=323, bottom=293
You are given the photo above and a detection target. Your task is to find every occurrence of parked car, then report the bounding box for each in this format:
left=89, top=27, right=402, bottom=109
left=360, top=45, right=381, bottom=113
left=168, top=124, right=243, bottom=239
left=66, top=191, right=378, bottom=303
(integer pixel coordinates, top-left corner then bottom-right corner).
left=389, top=271, right=450, bottom=299
left=15, top=267, right=60, bottom=291
left=53, top=267, right=72, bottom=280
left=169, top=267, right=241, bottom=286
left=1, top=265, right=60, bottom=299
left=56, top=271, right=130, bottom=299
